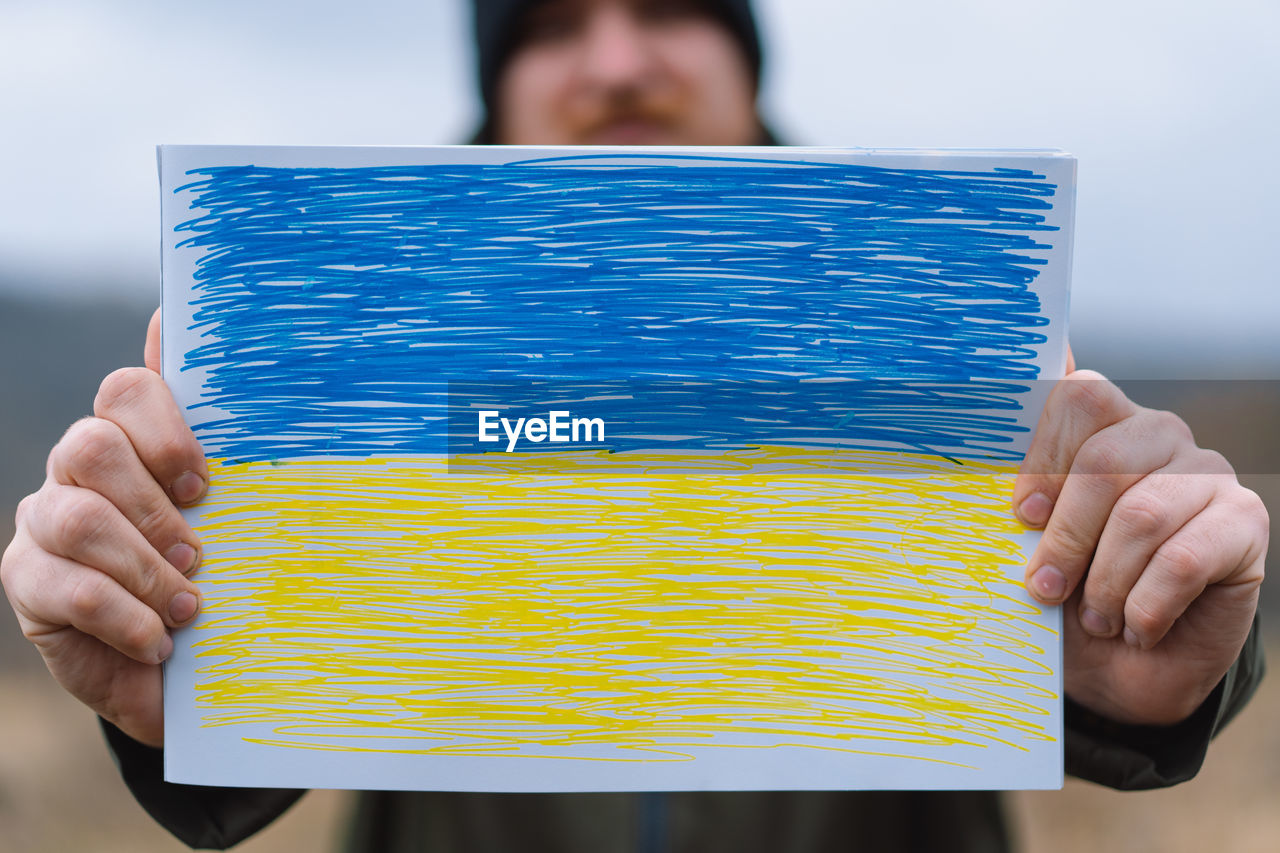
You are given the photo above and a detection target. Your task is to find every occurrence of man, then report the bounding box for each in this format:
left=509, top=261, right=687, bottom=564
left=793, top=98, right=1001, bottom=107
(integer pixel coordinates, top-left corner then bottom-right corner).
left=0, top=0, right=1267, bottom=850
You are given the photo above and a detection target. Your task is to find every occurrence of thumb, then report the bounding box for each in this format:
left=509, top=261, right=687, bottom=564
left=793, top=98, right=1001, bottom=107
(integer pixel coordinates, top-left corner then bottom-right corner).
left=144, top=307, right=161, bottom=374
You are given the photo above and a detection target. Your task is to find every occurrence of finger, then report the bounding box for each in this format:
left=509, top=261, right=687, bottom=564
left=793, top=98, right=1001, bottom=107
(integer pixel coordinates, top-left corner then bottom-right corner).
left=2, top=532, right=173, bottom=665
left=1123, top=495, right=1265, bottom=650
left=49, top=417, right=201, bottom=576
left=25, top=484, right=201, bottom=629
left=145, top=306, right=161, bottom=373
left=1014, top=371, right=1138, bottom=528
left=93, top=367, right=208, bottom=506
left=1023, top=409, right=1189, bottom=605
left=1076, top=451, right=1229, bottom=638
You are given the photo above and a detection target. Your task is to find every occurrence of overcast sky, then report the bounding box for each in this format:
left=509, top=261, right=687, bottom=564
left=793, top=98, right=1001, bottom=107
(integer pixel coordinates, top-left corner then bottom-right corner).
left=2, top=0, right=1277, bottom=374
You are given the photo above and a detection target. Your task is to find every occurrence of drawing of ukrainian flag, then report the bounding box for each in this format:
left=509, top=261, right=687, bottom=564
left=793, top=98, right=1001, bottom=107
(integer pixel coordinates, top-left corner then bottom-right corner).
left=161, top=147, right=1072, bottom=791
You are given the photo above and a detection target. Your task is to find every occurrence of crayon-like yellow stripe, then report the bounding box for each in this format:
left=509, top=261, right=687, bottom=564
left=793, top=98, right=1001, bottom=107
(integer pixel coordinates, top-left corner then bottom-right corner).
left=190, top=446, right=1053, bottom=762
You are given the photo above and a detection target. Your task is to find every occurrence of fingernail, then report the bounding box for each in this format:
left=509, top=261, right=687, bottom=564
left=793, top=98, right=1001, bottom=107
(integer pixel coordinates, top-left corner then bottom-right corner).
left=1018, top=493, right=1054, bottom=527
left=165, top=543, right=198, bottom=574
left=156, top=632, right=174, bottom=663
left=1123, top=627, right=1141, bottom=648
left=1030, top=565, right=1067, bottom=601
left=169, top=591, right=200, bottom=624
left=172, top=471, right=206, bottom=505
left=1080, top=607, right=1112, bottom=637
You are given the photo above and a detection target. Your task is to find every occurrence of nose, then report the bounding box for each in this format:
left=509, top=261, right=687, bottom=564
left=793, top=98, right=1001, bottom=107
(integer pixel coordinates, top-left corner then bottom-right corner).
left=575, top=4, right=661, bottom=91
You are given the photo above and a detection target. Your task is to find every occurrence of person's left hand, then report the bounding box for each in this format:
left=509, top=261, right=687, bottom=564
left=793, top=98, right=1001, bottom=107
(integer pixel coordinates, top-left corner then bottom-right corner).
left=1014, top=369, right=1268, bottom=726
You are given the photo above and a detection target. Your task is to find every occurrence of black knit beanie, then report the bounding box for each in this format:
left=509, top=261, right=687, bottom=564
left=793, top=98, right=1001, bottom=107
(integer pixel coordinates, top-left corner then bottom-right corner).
left=470, top=0, right=764, bottom=143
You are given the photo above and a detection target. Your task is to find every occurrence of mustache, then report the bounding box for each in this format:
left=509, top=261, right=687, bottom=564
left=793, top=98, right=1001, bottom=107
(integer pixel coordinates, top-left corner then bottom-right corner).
left=577, top=91, right=682, bottom=135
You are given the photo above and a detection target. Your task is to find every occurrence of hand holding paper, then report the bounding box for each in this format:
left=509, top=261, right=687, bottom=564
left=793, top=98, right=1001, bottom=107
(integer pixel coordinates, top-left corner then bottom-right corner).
left=0, top=316, right=205, bottom=748
left=1016, top=370, right=1266, bottom=726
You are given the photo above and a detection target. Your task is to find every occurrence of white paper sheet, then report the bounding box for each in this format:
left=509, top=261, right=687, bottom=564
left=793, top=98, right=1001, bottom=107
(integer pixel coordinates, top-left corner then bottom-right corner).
left=160, top=145, right=1073, bottom=791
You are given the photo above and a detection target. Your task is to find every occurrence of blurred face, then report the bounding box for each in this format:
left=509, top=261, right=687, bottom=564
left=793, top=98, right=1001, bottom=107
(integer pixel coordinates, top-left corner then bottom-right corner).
left=494, top=0, right=760, bottom=146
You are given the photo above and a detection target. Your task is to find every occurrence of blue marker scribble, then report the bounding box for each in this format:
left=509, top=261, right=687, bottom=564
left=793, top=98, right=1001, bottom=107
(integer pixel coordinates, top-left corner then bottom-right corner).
left=171, top=154, right=1057, bottom=462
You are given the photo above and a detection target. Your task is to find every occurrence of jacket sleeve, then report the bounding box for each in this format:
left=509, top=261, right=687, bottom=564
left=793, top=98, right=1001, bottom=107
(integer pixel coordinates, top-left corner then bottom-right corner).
left=1063, top=612, right=1264, bottom=790
left=100, top=719, right=307, bottom=850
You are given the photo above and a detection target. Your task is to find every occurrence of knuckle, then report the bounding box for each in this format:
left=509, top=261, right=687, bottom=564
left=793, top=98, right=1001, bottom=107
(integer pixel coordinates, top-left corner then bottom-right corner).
left=0, top=537, right=27, bottom=591
left=14, top=493, right=36, bottom=527
left=94, top=367, right=156, bottom=420
left=1081, top=577, right=1123, bottom=616
left=56, top=418, right=130, bottom=482
left=1020, top=437, right=1065, bottom=479
left=1153, top=538, right=1206, bottom=589
left=1112, top=491, right=1170, bottom=540
left=130, top=556, right=166, bottom=605
left=1194, top=447, right=1234, bottom=476
left=119, top=614, right=160, bottom=657
left=1073, top=436, right=1128, bottom=477
left=1123, top=595, right=1167, bottom=639
left=67, top=572, right=113, bottom=626
left=151, top=428, right=198, bottom=471
left=1056, top=376, right=1125, bottom=426
left=1147, top=409, right=1195, bottom=447
left=67, top=574, right=160, bottom=657
left=1020, top=408, right=1069, bottom=476
left=49, top=418, right=91, bottom=473
left=1226, top=486, right=1270, bottom=568
left=1048, top=520, right=1098, bottom=562
left=133, top=502, right=174, bottom=543
left=1237, top=487, right=1270, bottom=532
left=49, top=490, right=113, bottom=553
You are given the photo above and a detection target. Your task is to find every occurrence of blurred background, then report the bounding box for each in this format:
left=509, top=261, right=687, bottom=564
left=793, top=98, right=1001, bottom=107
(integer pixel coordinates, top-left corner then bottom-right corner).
left=1, top=0, right=1276, bottom=850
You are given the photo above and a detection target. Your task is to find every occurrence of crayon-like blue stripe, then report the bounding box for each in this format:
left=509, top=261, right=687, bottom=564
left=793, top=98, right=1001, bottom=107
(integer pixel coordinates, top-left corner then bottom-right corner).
left=170, top=154, right=1056, bottom=462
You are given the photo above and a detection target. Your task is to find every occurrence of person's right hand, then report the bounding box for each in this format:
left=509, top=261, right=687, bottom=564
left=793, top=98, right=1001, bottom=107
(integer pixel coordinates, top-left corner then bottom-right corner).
left=1, top=309, right=205, bottom=747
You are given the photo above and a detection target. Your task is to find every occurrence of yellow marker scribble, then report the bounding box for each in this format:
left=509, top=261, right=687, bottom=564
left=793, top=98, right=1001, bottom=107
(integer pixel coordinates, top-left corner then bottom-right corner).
left=191, top=447, right=1055, bottom=762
